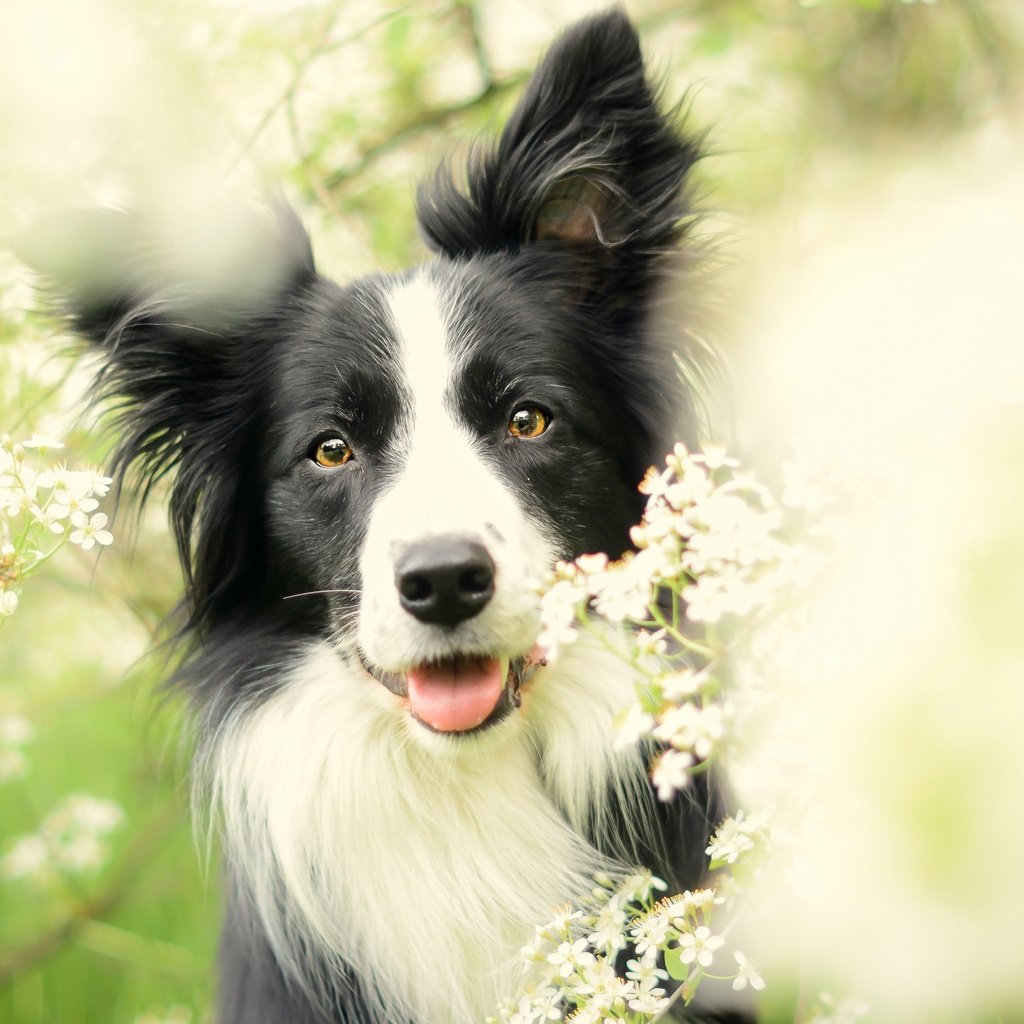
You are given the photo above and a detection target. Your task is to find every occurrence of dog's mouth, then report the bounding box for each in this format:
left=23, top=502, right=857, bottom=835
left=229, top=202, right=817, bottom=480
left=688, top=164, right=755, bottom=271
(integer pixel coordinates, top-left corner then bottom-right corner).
left=361, top=650, right=545, bottom=735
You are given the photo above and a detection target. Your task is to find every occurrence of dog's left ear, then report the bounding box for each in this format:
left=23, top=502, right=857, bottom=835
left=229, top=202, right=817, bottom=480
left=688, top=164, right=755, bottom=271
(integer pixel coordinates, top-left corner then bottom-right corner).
left=416, top=10, right=700, bottom=286
left=16, top=201, right=316, bottom=633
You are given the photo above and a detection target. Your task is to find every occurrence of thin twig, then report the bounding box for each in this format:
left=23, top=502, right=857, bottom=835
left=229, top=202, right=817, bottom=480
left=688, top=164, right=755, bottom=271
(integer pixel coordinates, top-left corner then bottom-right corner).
left=456, top=0, right=493, bottom=91
left=322, top=75, right=523, bottom=191
left=226, top=2, right=412, bottom=179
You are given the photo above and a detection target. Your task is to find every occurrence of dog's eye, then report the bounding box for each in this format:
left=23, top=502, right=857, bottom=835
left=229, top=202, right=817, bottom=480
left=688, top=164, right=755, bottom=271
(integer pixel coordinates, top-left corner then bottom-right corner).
left=312, top=437, right=353, bottom=468
left=508, top=406, right=550, bottom=439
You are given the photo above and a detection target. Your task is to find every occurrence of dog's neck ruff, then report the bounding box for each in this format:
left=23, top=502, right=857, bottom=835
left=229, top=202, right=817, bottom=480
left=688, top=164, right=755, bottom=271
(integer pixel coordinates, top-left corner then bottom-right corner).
left=207, top=632, right=652, bottom=1023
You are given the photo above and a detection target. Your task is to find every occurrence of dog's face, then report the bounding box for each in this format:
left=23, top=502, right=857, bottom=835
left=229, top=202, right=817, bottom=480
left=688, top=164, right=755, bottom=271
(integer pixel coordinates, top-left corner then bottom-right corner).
left=34, top=11, right=702, bottom=741
left=261, top=254, right=664, bottom=735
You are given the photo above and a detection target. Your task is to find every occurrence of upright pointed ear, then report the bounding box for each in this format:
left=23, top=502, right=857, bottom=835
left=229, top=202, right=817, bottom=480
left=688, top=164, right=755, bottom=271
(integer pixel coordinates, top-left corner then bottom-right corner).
left=416, top=10, right=701, bottom=281
left=17, top=201, right=316, bottom=631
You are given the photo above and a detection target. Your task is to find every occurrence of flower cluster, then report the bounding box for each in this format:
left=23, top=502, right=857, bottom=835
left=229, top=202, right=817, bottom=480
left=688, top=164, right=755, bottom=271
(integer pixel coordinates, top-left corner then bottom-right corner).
left=706, top=811, right=773, bottom=871
left=2, top=793, right=125, bottom=883
left=0, top=433, right=113, bottom=621
left=0, top=714, right=34, bottom=783
left=537, top=443, right=815, bottom=803
left=491, top=872, right=762, bottom=1024
left=538, top=444, right=817, bottom=642
left=503, top=443, right=833, bottom=1022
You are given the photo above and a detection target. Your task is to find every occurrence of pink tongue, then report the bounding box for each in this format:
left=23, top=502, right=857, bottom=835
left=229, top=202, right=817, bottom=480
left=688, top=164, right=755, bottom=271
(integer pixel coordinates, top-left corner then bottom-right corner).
left=406, top=658, right=505, bottom=732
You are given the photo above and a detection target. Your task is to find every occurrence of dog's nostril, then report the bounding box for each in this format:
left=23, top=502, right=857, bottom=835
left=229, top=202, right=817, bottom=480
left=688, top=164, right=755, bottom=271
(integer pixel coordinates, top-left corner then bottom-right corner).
left=459, top=566, right=492, bottom=595
left=395, top=536, right=496, bottom=627
left=399, top=574, right=433, bottom=603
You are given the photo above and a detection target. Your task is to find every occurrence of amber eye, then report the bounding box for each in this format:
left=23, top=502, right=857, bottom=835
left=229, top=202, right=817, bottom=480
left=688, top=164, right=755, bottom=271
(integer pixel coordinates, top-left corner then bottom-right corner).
left=313, top=437, right=353, bottom=468
left=508, top=405, right=549, bottom=439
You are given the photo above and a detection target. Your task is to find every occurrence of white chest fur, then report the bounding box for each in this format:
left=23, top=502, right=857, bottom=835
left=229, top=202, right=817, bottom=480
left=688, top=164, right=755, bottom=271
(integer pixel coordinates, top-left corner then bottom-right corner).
left=209, top=636, right=649, bottom=1023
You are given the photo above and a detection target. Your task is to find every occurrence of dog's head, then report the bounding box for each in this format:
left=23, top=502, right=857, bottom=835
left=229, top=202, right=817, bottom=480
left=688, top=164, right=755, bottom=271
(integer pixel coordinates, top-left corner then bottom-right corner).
left=30, top=11, right=705, bottom=738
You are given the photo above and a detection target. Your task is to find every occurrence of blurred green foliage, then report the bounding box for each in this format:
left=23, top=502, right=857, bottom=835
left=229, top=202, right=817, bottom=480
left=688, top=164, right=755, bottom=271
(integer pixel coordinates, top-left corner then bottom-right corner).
left=0, top=1, right=1020, bottom=1022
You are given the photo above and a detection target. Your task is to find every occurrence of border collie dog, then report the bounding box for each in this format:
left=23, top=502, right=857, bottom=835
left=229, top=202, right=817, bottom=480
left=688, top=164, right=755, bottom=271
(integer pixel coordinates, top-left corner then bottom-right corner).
left=46, top=11, right=743, bottom=1024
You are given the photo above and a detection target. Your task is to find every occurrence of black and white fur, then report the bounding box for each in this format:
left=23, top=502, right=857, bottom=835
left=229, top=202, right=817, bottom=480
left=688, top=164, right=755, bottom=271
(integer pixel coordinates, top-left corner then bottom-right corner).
left=38, top=11, right=748, bottom=1023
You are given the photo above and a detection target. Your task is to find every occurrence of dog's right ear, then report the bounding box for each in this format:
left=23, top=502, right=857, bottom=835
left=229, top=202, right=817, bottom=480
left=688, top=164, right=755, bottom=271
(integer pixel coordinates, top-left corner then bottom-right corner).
left=16, top=202, right=316, bottom=629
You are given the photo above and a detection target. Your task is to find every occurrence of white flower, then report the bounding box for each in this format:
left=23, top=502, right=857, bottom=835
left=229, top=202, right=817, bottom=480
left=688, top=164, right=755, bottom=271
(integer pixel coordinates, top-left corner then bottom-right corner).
left=660, top=667, right=707, bottom=702
left=511, top=983, right=561, bottom=1022
left=683, top=568, right=770, bottom=623
left=651, top=748, right=694, bottom=801
left=537, top=577, right=587, bottom=661
left=638, top=463, right=670, bottom=497
left=54, top=466, right=112, bottom=500
left=706, top=811, right=771, bottom=867
left=629, top=911, right=671, bottom=958
left=672, top=461, right=714, bottom=503
left=63, top=794, right=125, bottom=833
left=575, top=959, right=625, bottom=999
left=633, top=629, right=667, bottom=657
left=586, top=901, right=628, bottom=954
left=51, top=488, right=99, bottom=518
left=654, top=702, right=727, bottom=760
left=55, top=832, right=106, bottom=872
left=627, top=986, right=669, bottom=1015
left=574, top=552, right=608, bottom=575
left=692, top=445, right=739, bottom=471
left=2, top=834, right=50, bottom=880
left=21, top=434, right=65, bottom=451
left=8, top=795, right=126, bottom=879
left=30, top=503, right=66, bottom=535
left=0, top=589, right=19, bottom=616
left=0, top=748, right=28, bottom=781
left=564, top=1006, right=601, bottom=1024
left=546, top=939, right=594, bottom=978
left=612, top=703, right=654, bottom=750
left=658, top=888, right=717, bottom=929
left=0, top=712, right=32, bottom=745
left=0, top=482, right=31, bottom=517
left=588, top=552, right=658, bottom=622
left=625, top=957, right=668, bottom=987
left=520, top=928, right=553, bottom=965
left=732, top=950, right=765, bottom=991
left=675, top=924, right=724, bottom=968
left=84, top=469, right=113, bottom=497
left=539, top=904, right=582, bottom=940
left=69, top=511, right=114, bottom=550
left=617, top=869, right=666, bottom=903
left=681, top=575, right=728, bottom=624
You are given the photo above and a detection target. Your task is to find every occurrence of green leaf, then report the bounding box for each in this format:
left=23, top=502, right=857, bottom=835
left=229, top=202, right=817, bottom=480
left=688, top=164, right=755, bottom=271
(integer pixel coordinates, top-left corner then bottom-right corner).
left=664, top=946, right=688, bottom=981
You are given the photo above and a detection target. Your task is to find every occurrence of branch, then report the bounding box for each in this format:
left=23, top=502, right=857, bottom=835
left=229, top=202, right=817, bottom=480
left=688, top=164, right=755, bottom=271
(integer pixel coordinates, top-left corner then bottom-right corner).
left=322, top=75, right=523, bottom=192
left=0, top=799, right=183, bottom=987
left=456, top=0, right=493, bottom=91
left=226, top=2, right=412, bottom=178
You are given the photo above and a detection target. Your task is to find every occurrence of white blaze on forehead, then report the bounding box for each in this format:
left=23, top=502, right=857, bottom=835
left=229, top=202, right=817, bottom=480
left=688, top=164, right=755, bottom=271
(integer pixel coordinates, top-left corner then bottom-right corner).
left=387, top=273, right=460, bottom=447
left=381, top=272, right=494, bottom=542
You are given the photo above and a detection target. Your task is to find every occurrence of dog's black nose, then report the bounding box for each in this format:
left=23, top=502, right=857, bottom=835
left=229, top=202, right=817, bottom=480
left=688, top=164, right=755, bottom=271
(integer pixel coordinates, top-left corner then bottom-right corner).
left=395, top=536, right=495, bottom=627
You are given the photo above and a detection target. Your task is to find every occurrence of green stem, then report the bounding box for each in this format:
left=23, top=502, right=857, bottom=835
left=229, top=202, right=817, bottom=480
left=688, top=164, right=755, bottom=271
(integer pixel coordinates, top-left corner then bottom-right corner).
left=648, top=601, right=714, bottom=659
